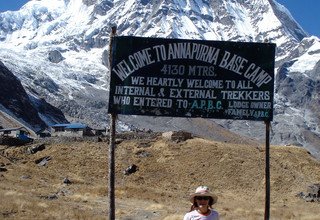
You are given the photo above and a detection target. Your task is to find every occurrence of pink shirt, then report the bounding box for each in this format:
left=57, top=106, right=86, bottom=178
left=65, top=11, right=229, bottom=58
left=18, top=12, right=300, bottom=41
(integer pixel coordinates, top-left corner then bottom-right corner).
left=183, top=209, right=219, bottom=220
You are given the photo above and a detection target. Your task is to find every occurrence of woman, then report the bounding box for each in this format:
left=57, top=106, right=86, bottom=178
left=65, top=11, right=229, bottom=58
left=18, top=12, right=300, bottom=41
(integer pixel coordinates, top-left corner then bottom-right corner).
left=183, top=185, right=219, bottom=220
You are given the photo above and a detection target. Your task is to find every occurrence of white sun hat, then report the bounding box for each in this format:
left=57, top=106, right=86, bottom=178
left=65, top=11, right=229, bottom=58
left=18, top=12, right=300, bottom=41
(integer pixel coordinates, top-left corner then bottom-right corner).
left=189, top=185, right=218, bottom=204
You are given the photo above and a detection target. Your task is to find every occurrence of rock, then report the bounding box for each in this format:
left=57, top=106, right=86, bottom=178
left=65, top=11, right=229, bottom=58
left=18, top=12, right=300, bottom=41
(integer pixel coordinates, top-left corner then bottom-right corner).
left=57, top=188, right=72, bottom=196
left=124, top=164, right=138, bottom=175
left=63, top=177, right=72, bottom=184
left=27, top=144, right=45, bottom=154
left=40, top=194, right=58, bottom=200
left=306, top=184, right=320, bottom=196
left=298, top=183, right=320, bottom=202
left=115, top=138, right=124, bottom=144
left=83, top=0, right=97, bottom=6
left=48, top=50, right=65, bottom=63
left=20, top=175, right=31, bottom=179
left=162, top=130, right=192, bottom=142
left=35, top=156, right=52, bottom=166
left=135, top=150, right=151, bottom=158
left=0, top=167, right=7, bottom=172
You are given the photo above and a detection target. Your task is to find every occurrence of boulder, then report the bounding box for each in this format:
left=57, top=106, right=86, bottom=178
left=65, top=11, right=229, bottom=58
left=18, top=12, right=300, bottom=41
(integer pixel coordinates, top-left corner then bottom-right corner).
left=124, top=164, right=138, bottom=175
left=162, top=131, right=192, bottom=142
left=48, top=50, right=65, bottom=63
left=27, top=144, right=45, bottom=154
left=297, top=183, right=320, bottom=202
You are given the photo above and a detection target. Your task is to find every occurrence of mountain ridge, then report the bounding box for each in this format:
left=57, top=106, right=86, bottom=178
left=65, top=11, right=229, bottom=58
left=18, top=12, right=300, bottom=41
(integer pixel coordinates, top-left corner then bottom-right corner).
left=0, top=0, right=319, bottom=157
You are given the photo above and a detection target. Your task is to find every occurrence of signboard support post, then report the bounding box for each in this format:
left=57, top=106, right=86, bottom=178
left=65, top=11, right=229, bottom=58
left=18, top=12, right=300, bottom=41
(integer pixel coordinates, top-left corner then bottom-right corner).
left=108, top=26, right=117, bottom=220
left=108, top=113, right=116, bottom=220
left=264, top=121, right=271, bottom=220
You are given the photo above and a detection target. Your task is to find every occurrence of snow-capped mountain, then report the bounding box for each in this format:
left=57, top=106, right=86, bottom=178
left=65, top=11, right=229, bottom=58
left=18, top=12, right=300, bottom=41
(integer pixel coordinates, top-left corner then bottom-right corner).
left=0, top=0, right=319, bottom=157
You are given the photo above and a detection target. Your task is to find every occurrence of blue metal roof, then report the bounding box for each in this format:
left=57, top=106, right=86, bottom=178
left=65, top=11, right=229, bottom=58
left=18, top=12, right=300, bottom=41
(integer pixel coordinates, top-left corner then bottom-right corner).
left=51, top=123, right=87, bottom=129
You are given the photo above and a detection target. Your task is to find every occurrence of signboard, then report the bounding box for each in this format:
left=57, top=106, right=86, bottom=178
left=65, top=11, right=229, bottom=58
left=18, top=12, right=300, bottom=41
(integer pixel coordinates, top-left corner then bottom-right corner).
left=108, top=36, right=276, bottom=121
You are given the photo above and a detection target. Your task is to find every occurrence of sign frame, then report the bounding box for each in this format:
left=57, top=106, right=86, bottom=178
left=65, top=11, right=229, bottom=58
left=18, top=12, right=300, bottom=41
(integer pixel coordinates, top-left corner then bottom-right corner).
left=108, top=36, right=276, bottom=121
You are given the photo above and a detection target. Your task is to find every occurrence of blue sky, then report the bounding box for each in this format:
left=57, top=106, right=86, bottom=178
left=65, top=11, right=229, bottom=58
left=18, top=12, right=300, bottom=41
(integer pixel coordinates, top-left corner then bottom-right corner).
left=0, top=0, right=28, bottom=12
left=0, top=0, right=319, bottom=37
left=277, top=0, right=320, bottom=37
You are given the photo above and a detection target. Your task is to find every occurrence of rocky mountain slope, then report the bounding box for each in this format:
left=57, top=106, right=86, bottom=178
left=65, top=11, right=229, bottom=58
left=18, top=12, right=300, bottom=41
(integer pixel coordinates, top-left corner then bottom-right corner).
left=0, top=61, right=67, bottom=132
left=0, top=0, right=319, bottom=157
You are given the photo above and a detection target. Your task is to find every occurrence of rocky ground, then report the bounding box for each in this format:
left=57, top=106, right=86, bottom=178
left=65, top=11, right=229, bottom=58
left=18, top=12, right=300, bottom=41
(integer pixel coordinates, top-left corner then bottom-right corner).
left=0, top=131, right=320, bottom=220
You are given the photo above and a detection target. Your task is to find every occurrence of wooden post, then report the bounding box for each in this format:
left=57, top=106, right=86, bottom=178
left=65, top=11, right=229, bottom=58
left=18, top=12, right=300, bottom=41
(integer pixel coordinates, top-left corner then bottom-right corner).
left=109, top=113, right=116, bottom=220
left=264, top=121, right=271, bottom=220
left=108, top=26, right=117, bottom=220
left=264, top=38, right=271, bottom=220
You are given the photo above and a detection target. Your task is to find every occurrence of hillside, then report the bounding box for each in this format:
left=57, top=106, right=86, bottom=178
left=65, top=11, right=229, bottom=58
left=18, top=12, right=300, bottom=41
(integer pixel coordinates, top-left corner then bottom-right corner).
left=0, top=111, right=22, bottom=129
left=1, top=132, right=320, bottom=219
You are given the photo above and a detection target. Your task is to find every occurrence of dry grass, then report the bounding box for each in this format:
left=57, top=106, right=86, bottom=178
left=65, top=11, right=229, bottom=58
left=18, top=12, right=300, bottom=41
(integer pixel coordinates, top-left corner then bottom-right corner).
left=1, top=133, right=320, bottom=219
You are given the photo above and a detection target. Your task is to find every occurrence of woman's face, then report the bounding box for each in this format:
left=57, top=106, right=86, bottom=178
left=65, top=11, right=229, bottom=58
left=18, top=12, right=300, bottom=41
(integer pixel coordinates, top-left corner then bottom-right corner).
left=195, top=196, right=210, bottom=208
